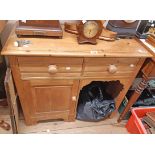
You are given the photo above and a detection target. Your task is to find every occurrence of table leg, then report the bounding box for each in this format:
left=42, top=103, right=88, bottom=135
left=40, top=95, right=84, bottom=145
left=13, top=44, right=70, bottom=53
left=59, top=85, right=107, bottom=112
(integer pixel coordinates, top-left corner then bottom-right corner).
left=117, top=75, right=148, bottom=123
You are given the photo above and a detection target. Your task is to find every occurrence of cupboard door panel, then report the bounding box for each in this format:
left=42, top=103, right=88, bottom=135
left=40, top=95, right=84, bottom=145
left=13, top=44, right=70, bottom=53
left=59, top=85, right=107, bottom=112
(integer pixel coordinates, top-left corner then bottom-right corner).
left=51, top=86, right=71, bottom=111
left=32, top=85, right=71, bottom=113
left=22, top=79, right=79, bottom=123
left=33, top=87, right=52, bottom=113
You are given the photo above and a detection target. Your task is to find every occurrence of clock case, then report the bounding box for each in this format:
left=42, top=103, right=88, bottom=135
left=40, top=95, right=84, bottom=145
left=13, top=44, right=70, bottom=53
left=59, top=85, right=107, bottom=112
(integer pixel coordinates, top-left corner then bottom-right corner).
left=106, top=20, right=139, bottom=38
left=77, top=20, right=103, bottom=44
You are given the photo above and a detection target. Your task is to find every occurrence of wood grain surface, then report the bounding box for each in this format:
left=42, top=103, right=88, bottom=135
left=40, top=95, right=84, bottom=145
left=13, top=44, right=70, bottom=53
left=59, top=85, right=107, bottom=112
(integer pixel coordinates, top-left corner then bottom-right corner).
left=2, top=26, right=153, bottom=125
left=1, top=27, right=152, bottom=58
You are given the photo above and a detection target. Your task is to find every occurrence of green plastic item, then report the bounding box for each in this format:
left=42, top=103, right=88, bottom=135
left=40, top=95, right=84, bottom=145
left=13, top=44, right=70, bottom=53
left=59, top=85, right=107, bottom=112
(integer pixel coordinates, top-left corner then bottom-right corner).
left=118, top=96, right=131, bottom=120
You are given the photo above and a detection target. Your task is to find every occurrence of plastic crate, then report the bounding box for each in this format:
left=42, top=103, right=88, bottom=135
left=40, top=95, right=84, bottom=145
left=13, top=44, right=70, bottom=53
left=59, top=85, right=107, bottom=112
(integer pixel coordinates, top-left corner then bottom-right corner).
left=126, top=107, right=155, bottom=134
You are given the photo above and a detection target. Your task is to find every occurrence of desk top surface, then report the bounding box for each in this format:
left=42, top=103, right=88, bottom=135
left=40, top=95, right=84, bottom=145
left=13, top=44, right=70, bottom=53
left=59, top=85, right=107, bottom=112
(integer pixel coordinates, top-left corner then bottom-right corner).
left=1, top=27, right=153, bottom=58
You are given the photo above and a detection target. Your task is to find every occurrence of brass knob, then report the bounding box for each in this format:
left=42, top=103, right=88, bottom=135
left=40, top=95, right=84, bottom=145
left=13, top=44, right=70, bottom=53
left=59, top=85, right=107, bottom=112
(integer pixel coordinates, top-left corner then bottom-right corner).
left=48, top=65, right=58, bottom=74
left=108, top=64, right=117, bottom=74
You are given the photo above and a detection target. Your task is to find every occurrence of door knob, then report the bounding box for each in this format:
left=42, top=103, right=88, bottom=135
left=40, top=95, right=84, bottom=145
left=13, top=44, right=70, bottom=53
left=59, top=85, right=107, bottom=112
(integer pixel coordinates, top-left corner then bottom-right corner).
left=72, top=96, right=76, bottom=101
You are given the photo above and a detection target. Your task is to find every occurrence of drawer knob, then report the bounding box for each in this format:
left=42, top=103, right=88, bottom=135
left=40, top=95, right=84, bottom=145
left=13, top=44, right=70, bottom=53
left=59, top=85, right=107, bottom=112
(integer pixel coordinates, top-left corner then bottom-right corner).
left=108, top=64, right=117, bottom=74
left=72, top=96, right=76, bottom=101
left=130, top=64, right=135, bottom=68
left=48, top=65, right=58, bottom=74
left=66, top=67, right=71, bottom=70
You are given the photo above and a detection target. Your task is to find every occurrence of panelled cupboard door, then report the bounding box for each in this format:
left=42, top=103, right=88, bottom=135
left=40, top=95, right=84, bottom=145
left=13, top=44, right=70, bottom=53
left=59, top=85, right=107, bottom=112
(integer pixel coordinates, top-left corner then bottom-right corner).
left=22, top=79, right=79, bottom=124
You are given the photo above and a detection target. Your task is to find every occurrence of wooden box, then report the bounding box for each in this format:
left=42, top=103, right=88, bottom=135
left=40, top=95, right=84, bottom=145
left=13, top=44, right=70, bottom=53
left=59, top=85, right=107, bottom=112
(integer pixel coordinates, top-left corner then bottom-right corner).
left=15, top=20, right=63, bottom=38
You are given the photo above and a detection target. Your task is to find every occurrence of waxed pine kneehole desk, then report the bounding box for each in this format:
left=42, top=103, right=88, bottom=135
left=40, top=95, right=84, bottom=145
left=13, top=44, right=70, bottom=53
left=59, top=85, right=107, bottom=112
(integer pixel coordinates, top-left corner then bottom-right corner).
left=2, top=30, right=152, bottom=125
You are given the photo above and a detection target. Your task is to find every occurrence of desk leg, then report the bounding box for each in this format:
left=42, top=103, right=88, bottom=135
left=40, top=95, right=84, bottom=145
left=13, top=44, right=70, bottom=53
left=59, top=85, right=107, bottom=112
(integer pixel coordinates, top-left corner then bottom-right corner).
left=117, top=76, right=148, bottom=123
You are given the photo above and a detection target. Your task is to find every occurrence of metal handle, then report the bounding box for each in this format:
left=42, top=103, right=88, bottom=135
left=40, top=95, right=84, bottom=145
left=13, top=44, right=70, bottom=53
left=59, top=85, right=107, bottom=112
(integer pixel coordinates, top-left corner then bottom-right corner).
left=108, top=64, right=117, bottom=74
left=48, top=65, right=58, bottom=74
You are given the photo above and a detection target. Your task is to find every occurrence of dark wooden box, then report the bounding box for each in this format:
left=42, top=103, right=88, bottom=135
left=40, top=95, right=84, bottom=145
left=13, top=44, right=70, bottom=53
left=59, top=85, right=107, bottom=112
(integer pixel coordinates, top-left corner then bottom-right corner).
left=15, top=20, right=63, bottom=38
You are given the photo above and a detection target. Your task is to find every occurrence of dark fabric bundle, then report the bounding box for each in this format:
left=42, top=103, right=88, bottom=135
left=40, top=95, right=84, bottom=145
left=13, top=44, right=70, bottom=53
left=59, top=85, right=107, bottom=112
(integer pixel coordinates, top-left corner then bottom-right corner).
left=76, top=81, right=120, bottom=121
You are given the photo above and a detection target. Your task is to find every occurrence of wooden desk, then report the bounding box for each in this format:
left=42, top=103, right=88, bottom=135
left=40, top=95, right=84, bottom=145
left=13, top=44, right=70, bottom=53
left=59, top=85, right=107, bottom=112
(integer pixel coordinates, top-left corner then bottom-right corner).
left=2, top=29, right=152, bottom=125
left=118, top=40, right=155, bottom=122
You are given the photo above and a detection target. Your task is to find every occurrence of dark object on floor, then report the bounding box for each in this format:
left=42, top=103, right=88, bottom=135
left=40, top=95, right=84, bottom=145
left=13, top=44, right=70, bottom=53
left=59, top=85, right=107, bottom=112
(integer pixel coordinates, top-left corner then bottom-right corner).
left=77, top=81, right=123, bottom=121
left=0, top=120, right=11, bottom=131
left=15, top=20, right=63, bottom=38
left=106, top=20, right=139, bottom=38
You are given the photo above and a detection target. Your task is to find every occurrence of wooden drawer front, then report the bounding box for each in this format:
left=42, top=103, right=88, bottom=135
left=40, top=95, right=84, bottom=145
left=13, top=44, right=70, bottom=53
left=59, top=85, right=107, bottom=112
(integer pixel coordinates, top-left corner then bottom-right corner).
left=83, top=58, right=140, bottom=77
left=17, top=57, right=83, bottom=77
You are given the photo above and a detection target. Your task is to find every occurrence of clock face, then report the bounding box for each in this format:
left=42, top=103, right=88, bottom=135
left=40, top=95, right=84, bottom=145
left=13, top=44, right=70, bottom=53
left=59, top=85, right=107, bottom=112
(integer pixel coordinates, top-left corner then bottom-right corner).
left=83, top=21, right=99, bottom=38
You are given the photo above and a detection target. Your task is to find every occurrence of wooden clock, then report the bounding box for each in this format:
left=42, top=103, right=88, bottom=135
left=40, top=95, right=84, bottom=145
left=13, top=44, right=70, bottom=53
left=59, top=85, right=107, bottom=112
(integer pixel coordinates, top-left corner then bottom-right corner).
left=76, top=20, right=103, bottom=44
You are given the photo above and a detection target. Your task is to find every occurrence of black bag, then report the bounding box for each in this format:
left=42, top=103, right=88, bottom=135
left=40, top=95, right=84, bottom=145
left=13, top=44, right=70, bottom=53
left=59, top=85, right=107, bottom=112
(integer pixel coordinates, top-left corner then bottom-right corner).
left=76, top=81, right=116, bottom=121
